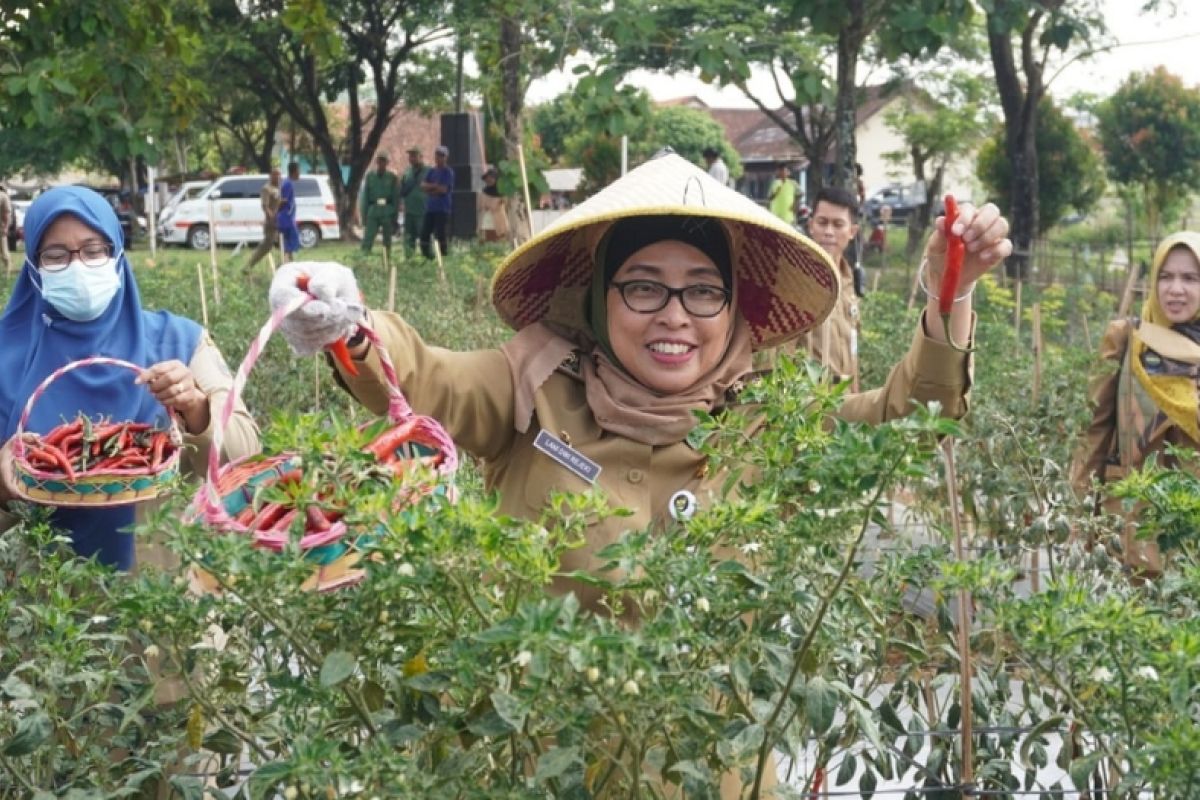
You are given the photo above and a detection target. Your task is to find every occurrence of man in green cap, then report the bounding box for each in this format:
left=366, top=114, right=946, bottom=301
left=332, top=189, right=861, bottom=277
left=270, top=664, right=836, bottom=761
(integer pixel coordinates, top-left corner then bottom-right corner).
left=361, top=153, right=399, bottom=254
left=398, top=146, right=428, bottom=256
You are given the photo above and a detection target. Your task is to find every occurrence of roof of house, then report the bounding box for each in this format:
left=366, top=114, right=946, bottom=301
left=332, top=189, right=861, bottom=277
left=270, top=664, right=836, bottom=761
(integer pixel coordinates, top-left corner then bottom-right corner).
left=658, top=82, right=910, bottom=166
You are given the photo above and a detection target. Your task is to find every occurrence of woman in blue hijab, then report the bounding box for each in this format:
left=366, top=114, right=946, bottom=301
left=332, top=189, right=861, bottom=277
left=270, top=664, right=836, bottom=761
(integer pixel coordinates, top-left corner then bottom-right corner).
left=0, top=186, right=260, bottom=570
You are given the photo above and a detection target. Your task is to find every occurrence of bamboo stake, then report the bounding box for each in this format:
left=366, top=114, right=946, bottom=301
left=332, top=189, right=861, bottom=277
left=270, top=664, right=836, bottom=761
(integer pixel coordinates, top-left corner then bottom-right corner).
left=907, top=258, right=922, bottom=310
left=385, top=246, right=396, bottom=312
left=1082, top=313, right=1093, bottom=352
left=314, top=357, right=321, bottom=409
left=1013, top=279, right=1022, bottom=338
left=1117, top=252, right=1140, bottom=318
left=195, top=262, right=209, bottom=329
left=432, top=238, right=447, bottom=286
left=871, top=270, right=880, bottom=293
left=517, top=144, right=536, bottom=239
left=1031, top=303, right=1043, bottom=406
left=942, top=439, right=973, bottom=787
left=207, top=200, right=221, bottom=308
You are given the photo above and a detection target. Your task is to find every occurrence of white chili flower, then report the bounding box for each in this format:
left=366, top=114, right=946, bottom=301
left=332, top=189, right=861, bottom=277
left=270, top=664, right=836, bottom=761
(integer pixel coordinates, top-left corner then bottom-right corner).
left=586, top=667, right=601, bottom=683
left=1135, top=666, right=1159, bottom=681
left=1091, top=666, right=1114, bottom=683
left=694, top=597, right=711, bottom=613
left=515, top=650, right=533, bottom=668
left=740, top=542, right=762, bottom=555
left=396, top=562, right=415, bottom=577
left=622, top=680, right=640, bottom=696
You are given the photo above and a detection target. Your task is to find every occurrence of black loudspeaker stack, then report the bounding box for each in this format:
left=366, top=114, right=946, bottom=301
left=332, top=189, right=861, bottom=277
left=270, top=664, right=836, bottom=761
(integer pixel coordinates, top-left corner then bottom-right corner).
left=440, top=112, right=483, bottom=240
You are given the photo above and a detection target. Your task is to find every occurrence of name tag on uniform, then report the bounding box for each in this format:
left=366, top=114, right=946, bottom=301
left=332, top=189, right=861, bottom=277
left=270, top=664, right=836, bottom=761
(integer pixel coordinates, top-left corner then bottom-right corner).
left=533, top=430, right=601, bottom=484
left=376, top=198, right=386, bottom=205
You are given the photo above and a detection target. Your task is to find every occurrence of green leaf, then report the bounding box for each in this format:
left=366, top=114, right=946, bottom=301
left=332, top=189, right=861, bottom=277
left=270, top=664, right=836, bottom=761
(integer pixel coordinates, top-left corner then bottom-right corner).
left=319, top=650, right=356, bottom=687
left=534, top=746, right=580, bottom=782
left=248, top=761, right=292, bottom=797
left=1018, top=715, right=1064, bottom=769
left=1069, top=752, right=1105, bottom=789
left=835, top=752, right=857, bottom=786
left=2, top=710, right=52, bottom=756
left=805, top=676, right=838, bottom=735
left=168, top=775, right=204, bottom=800
left=859, top=765, right=878, bottom=799
left=490, top=690, right=526, bottom=732
left=201, top=728, right=242, bottom=755
left=877, top=698, right=905, bottom=733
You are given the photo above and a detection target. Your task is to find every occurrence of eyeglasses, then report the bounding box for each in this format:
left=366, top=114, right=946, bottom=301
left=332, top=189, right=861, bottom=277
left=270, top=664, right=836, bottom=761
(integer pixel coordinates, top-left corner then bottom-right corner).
left=610, top=279, right=731, bottom=318
left=38, top=243, right=114, bottom=272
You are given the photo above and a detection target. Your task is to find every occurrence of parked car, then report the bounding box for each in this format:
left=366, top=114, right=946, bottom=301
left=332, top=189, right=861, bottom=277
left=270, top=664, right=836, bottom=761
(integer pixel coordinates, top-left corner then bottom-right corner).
left=864, top=184, right=921, bottom=225
left=7, top=194, right=34, bottom=252
left=863, top=183, right=951, bottom=226
left=78, top=185, right=139, bottom=247
left=158, top=173, right=340, bottom=250
left=158, top=180, right=211, bottom=225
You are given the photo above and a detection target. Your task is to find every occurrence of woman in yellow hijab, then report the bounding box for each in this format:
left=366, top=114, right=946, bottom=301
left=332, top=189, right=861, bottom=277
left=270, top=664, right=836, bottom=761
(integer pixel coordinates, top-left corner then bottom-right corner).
left=1075, top=231, right=1200, bottom=574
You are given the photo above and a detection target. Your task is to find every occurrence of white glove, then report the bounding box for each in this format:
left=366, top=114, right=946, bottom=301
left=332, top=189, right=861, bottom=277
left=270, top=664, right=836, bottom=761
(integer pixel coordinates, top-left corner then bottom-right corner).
left=269, top=261, right=365, bottom=357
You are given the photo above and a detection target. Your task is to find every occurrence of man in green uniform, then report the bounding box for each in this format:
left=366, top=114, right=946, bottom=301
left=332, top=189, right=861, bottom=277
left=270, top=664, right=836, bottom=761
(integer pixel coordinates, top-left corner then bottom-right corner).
left=767, top=163, right=799, bottom=225
left=398, top=147, right=428, bottom=256
left=360, top=154, right=399, bottom=254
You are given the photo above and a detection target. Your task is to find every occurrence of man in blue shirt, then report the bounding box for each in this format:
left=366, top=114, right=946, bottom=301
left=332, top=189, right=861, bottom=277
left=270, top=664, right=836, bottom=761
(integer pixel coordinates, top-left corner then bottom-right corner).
left=419, top=145, right=454, bottom=259
left=277, top=161, right=301, bottom=262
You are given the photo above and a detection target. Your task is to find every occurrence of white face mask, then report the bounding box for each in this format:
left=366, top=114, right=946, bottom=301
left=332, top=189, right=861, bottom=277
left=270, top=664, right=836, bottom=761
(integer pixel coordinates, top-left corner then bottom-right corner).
left=36, top=257, right=122, bottom=321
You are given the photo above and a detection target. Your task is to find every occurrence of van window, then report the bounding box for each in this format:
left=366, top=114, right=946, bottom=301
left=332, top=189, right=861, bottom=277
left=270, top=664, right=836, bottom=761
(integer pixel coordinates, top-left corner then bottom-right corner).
left=295, top=178, right=322, bottom=198
left=214, top=178, right=265, bottom=200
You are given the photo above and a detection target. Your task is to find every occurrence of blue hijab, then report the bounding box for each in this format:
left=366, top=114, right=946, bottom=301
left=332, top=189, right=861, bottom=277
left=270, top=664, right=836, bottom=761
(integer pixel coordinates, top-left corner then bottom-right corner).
left=0, top=186, right=202, bottom=569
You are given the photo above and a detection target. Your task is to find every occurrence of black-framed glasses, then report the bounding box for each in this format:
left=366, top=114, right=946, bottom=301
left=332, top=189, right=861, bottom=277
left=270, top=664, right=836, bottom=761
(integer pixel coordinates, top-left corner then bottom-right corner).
left=38, top=243, right=114, bottom=272
left=610, top=279, right=731, bottom=318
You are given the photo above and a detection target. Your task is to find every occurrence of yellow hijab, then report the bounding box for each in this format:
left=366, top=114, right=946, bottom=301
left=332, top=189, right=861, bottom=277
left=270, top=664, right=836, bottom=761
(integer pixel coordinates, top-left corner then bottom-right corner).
left=1131, top=231, right=1200, bottom=442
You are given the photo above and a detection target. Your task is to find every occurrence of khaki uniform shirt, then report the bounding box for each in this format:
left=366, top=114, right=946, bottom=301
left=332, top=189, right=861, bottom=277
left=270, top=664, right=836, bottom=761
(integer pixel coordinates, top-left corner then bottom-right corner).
left=477, top=191, right=511, bottom=239
left=334, top=310, right=972, bottom=613
left=0, top=332, right=262, bottom=571
left=757, top=256, right=859, bottom=381
left=1072, top=318, right=1200, bottom=573
left=260, top=182, right=282, bottom=221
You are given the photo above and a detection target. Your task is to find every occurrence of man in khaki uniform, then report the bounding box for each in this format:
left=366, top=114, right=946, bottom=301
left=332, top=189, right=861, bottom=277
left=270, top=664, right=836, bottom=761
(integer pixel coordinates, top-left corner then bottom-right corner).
left=758, top=186, right=862, bottom=388
left=244, top=167, right=282, bottom=272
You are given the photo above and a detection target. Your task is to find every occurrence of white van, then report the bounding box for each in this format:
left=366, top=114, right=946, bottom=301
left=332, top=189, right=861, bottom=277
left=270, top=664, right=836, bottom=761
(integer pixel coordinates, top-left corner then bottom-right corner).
left=158, top=173, right=341, bottom=249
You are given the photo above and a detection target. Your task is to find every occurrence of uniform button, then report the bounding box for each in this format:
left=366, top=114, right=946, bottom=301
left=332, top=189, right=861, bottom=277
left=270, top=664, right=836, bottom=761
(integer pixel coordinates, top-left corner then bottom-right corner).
left=627, top=469, right=644, bottom=484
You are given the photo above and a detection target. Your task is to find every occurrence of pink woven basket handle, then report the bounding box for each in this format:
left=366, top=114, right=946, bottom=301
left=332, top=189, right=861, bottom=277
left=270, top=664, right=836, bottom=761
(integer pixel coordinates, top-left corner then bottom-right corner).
left=12, top=356, right=181, bottom=463
left=199, top=297, right=458, bottom=526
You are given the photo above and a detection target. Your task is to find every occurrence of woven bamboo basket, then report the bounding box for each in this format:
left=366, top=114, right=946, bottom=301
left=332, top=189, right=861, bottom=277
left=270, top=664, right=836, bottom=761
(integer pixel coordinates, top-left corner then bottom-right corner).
left=191, top=293, right=457, bottom=592
left=12, top=357, right=182, bottom=508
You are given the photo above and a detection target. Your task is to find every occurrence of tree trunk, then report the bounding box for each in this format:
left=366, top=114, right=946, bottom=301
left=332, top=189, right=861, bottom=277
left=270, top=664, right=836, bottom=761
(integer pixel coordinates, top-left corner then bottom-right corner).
left=832, top=8, right=865, bottom=192
left=987, top=6, right=1043, bottom=280
left=499, top=15, right=529, bottom=242
left=907, top=149, right=944, bottom=262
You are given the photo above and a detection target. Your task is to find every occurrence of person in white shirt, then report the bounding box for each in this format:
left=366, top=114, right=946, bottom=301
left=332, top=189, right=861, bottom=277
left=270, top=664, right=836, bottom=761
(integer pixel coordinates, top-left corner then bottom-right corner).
left=702, top=146, right=730, bottom=187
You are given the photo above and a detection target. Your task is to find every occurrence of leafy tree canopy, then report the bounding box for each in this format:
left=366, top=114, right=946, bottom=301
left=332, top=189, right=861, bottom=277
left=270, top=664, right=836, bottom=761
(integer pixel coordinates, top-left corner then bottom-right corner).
left=977, top=100, right=1105, bottom=234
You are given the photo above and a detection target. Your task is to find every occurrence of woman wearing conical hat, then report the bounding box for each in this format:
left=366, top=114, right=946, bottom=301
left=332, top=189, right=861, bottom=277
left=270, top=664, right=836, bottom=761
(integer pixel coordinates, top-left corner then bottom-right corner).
left=270, top=153, right=1009, bottom=598
left=268, top=153, right=1010, bottom=790
left=1074, top=232, right=1200, bottom=576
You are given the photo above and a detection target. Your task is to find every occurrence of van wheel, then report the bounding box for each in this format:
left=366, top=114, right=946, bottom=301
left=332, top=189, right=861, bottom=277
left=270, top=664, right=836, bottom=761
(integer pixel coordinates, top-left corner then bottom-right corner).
left=187, top=225, right=210, bottom=251
left=299, top=223, right=320, bottom=249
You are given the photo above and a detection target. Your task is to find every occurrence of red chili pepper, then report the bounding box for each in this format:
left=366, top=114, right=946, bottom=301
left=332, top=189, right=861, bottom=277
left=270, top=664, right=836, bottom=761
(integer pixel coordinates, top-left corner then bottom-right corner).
left=39, top=442, right=77, bottom=481
left=251, top=502, right=288, bottom=531
left=937, top=194, right=972, bottom=352
left=296, top=273, right=360, bottom=377
left=43, top=419, right=82, bottom=447
left=304, top=505, right=332, bottom=533
left=810, top=765, right=825, bottom=798
left=150, top=431, right=168, bottom=468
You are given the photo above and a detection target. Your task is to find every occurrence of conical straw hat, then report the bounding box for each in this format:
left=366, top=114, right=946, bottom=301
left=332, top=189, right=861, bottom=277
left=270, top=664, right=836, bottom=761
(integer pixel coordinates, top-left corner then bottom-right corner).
left=491, top=153, right=839, bottom=350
